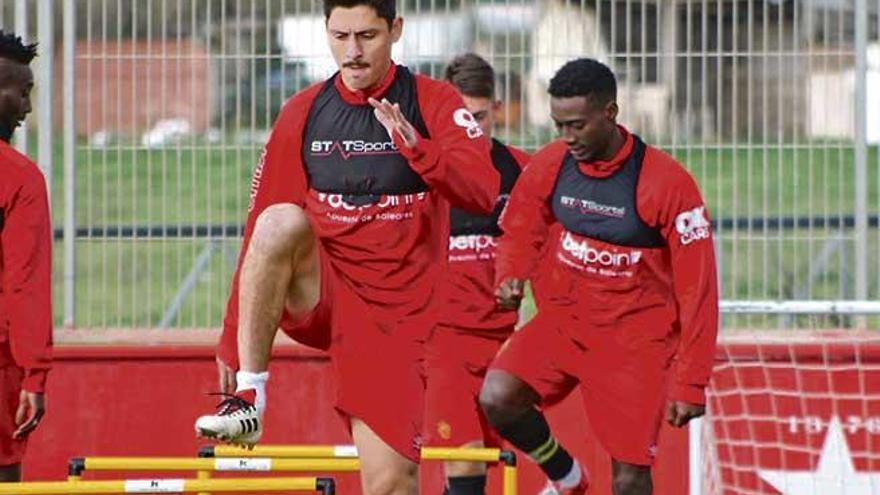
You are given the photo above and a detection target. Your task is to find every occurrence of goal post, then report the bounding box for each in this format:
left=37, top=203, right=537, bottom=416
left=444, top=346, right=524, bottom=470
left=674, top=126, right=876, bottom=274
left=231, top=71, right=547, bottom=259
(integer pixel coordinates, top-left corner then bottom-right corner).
left=692, top=301, right=880, bottom=495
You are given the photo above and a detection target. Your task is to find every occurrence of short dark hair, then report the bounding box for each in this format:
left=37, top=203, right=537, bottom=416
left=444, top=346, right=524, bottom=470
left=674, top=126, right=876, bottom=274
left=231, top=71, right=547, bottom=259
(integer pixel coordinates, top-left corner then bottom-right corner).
left=444, top=53, right=495, bottom=99
left=0, top=30, right=37, bottom=65
left=548, top=58, right=616, bottom=105
left=323, top=0, right=396, bottom=28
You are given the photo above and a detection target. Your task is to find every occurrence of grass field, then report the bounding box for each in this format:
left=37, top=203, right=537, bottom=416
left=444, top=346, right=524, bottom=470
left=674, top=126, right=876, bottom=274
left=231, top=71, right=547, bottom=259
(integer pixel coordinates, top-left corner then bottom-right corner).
left=32, top=137, right=880, bottom=329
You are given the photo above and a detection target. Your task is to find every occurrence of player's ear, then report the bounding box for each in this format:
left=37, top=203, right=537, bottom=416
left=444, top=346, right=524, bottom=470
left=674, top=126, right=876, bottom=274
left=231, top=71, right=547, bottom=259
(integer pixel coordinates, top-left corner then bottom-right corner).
left=390, top=17, right=403, bottom=43
left=605, top=100, right=619, bottom=122
left=492, top=99, right=503, bottom=113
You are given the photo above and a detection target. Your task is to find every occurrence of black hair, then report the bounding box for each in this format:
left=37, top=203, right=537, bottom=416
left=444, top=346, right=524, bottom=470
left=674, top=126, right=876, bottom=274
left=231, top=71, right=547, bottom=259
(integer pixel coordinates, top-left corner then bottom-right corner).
left=0, top=30, right=37, bottom=65
left=323, top=0, right=396, bottom=28
left=444, top=53, right=495, bottom=99
left=548, top=58, right=616, bottom=104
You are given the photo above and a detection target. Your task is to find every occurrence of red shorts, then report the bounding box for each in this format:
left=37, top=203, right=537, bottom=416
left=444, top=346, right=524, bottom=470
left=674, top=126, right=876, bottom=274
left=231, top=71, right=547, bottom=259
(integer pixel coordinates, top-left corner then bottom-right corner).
left=280, top=252, right=426, bottom=464
left=490, top=313, right=672, bottom=466
left=277, top=248, right=335, bottom=351
left=423, top=327, right=511, bottom=447
left=0, top=343, right=25, bottom=466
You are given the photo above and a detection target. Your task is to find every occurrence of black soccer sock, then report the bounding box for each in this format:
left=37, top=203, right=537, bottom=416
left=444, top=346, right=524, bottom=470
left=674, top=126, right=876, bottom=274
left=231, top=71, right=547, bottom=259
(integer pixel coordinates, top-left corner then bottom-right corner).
left=446, top=475, right=487, bottom=495
left=496, top=407, right=574, bottom=481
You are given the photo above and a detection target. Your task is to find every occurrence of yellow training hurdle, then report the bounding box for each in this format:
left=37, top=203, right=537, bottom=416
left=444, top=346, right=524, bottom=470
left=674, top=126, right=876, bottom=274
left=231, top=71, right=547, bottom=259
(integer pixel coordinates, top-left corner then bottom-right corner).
left=422, top=448, right=517, bottom=495
left=201, top=445, right=518, bottom=495
left=67, top=456, right=356, bottom=495
left=202, top=445, right=359, bottom=459
left=67, top=456, right=360, bottom=476
left=0, top=476, right=335, bottom=494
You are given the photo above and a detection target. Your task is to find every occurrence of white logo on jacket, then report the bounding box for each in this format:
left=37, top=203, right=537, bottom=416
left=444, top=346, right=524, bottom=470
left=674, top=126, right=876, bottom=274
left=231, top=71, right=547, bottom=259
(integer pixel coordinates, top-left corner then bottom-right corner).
left=453, top=108, right=484, bottom=139
left=560, top=195, right=626, bottom=218
left=561, top=231, right=642, bottom=267
left=675, top=206, right=711, bottom=245
left=316, top=192, right=427, bottom=211
left=309, top=140, right=398, bottom=158
left=449, top=234, right=497, bottom=252
left=448, top=234, right=496, bottom=262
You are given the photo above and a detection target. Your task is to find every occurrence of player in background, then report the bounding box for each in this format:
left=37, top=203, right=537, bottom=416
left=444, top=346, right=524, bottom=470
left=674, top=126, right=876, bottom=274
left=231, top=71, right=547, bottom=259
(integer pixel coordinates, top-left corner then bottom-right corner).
left=423, top=53, right=530, bottom=495
left=480, top=58, right=719, bottom=495
left=194, top=2, right=500, bottom=494
left=0, top=31, right=52, bottom=483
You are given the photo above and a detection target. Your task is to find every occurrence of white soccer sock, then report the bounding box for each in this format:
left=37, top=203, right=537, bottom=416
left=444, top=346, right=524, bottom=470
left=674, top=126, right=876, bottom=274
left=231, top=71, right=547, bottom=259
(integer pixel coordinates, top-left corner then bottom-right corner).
left=556, top=462, right=582, bottom=489
left=236, top=370, right=269, bottom=416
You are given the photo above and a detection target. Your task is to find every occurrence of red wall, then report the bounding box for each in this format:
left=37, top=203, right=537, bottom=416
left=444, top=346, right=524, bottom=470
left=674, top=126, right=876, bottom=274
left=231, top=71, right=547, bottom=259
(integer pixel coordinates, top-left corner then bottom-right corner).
left=22, top=344, right=689, bottom=494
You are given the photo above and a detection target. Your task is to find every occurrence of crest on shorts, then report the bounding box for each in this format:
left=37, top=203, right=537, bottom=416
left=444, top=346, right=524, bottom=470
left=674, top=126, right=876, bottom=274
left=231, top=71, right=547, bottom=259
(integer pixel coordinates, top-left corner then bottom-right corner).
left=437, top=420, right=452, bottom=440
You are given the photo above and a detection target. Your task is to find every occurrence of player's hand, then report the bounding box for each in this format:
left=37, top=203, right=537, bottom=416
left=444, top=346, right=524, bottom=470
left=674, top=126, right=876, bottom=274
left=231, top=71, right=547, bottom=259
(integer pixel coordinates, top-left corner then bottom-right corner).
left=665, top=400, right=705, bottom=428
left=368, top=97, right=418, bottom=148
left=13, top=390, right=45, bottom=439
left=217, top=357, right=237, bottom=395
left=495, top=278, right=526, bottom=311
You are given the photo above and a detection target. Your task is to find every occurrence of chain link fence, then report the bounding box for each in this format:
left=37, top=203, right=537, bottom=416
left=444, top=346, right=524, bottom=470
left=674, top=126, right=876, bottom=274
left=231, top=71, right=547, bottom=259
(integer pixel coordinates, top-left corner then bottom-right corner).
left=1, top=0, right=878, bottom=329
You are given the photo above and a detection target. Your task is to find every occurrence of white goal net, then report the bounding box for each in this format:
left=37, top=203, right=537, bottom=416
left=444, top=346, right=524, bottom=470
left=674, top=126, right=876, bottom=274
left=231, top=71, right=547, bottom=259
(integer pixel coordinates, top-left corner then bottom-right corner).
left=697, top=303, right=880, bottom=495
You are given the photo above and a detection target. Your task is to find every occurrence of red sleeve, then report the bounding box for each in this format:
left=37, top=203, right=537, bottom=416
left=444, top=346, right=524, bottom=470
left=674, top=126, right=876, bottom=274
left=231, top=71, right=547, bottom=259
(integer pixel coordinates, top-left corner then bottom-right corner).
left=2, top=166, right=53, bottom=393
left=398, top=76, right=499, bottom=214
left=218, top=87, right=319, bottom=369
left=494, top=141, right=566, bottom=286
left=506, top=144, right=531, bottom=170
left=639, top=148, right=719, bottom=405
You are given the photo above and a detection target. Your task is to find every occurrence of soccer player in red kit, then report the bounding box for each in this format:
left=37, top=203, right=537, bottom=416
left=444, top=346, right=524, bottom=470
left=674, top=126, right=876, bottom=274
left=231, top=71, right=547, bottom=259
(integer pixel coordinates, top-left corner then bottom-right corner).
left=423, top=53, right=529, bottom=495
left=194, top=1, right=499, bottom=494
left=479, top=58, right=718, bottom=495
left=0, top=31, right=52, bottom=483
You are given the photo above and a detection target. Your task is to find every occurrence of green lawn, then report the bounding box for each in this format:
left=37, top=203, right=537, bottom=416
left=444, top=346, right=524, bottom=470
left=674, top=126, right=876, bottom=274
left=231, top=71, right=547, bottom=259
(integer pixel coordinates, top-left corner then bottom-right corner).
left=34, top=138, right=880, bottom=329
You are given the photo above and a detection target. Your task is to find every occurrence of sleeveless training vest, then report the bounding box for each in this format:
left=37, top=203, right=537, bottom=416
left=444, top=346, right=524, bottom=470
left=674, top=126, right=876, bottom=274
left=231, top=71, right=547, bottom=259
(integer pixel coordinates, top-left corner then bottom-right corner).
left=550, top=136, right=664, bottom=248
left=449, top=139, right=521, bottom=236
left=303, top=66, right=430, bottom=204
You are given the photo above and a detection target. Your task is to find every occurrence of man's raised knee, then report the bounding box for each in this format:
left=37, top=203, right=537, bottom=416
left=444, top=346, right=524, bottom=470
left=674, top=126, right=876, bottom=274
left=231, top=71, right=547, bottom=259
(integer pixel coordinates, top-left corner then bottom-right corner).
left=251, top=204, right=311, bottom=253
left=478, top=370, right=532, bottom=428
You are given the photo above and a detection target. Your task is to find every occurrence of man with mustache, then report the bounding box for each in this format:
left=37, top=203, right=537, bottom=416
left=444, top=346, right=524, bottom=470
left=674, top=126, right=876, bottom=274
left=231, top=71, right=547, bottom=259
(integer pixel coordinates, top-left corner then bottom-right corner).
left=194, top=2, right=499, bottom=495
left=481, top=58, right=719, bottom=495
left=0, top=31, right=52, bottom=483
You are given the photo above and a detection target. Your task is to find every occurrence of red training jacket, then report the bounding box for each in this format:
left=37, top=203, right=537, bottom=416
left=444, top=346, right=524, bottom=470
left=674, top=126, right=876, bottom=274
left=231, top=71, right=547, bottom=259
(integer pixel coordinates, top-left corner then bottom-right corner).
left=0, top=139, right=53, bottom=393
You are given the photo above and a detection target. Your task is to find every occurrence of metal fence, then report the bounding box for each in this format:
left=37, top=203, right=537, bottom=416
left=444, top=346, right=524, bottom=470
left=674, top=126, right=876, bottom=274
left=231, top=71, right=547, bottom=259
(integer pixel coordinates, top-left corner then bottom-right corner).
left=1, top=0, right=878, bottom=329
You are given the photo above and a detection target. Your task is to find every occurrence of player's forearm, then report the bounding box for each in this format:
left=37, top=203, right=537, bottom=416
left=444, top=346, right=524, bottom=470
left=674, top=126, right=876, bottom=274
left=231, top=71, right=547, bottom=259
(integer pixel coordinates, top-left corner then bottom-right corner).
left=671, top=250, right=719, bottom=405
left=397, top=132, right=499, bottom=214
left=6, top=287, right=53, bottom=383
left=21, top=369, right=49, bottom=393
left=10, top=332, right=51, bottom=393
left=671, top=320, right=718, bottom=405
left=495, top=236, right=545, bottom=286
left=3, top=183, right=53, bottom=393
left=495, top=202, right=552, bottom=284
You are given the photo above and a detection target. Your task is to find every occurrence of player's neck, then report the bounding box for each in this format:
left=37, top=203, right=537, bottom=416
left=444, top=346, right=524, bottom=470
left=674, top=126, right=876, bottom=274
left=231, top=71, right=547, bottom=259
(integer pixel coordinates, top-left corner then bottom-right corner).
left=596, top=126, right=626, bottom=162
left=336, top=62, right=397, bottom=105
left=0, top=122, right=12, bottom=143
left=578, top=126, right=632, bottom=178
